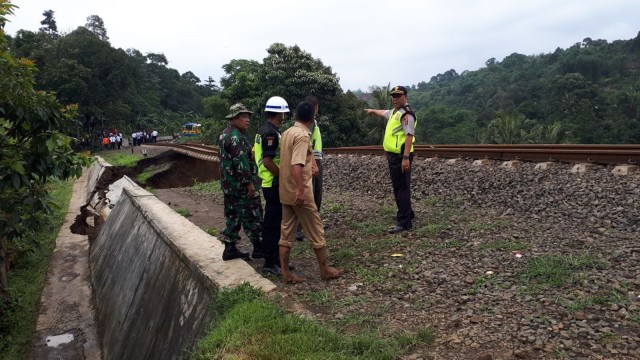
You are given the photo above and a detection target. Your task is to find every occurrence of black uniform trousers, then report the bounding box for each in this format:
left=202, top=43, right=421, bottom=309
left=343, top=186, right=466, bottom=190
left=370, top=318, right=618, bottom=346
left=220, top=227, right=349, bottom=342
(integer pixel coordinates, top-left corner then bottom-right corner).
left=387, top=152, right=414, bottom=229
left=261, top=183, right=281, bottom=267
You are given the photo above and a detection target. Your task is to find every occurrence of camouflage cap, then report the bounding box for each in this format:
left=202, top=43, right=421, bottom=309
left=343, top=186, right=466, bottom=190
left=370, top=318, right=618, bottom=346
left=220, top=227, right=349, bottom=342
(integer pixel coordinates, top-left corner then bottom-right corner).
left=225, top=103, right=253, bottom=119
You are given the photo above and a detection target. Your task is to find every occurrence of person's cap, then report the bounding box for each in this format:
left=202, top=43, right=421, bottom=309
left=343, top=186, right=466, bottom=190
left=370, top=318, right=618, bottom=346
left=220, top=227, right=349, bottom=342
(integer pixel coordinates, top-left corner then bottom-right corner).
left=225, top=103, right=253, bottom=119
left=389, top=85, right=408, bottom=96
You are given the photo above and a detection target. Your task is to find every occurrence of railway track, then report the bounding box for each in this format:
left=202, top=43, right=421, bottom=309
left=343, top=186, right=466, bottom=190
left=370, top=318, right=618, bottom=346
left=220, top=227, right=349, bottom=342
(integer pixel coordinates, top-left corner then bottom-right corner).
left=143, top=142, right=219, bottom=161
left=144, top=143, right=640, bottom=166
left=325, top=144, right=640, bottom=166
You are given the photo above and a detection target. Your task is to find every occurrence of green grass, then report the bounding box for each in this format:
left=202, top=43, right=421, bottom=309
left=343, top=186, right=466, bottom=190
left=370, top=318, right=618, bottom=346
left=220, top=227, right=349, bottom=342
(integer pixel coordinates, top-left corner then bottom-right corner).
left=378, top=204, right=396, bottom=218
left=304, top=290, right=333, bottom=307
left=469, top=219, right=510, bottom=231
left=323, top=202, right=346, bottom=214
left=558, top=296, right=609, bottom=312
left=333, top=313, right=378, bottom=331
left=413, top=298, right=435, bottom=310
left=136, top=164, right=170, bottom=183
left=519, top=254, right=608, bottom=289
left=414, top=222, right=452, bottom=237
left=424, top=196, right=441, bottom=206
left=599, top=332, right=621, bottom=344
left=0, top=178, right=73, bottom=360
left=336, top=295, right=367, bottom=308
left=347, top=220, right=388, bottom=236
left=436, top=239, right=463, bottom=249
left=331, top=249, right=356, bottom=262
left=192, top=283, right=401, bottom=360
left=175, top=208, right=192, bottom=217
left=558, top=290, right=630, bottom=312
left=466, top=274, right=504, bottom=295
left=392, top=326, right=437, bottom=353
left=479, top=240, right=530, bottom=252
left=354, top=266, right=389, bottom=284
left=354, top=235, right=403, bottom=256
left=98, top=152, right=142, bottom=167
left=191, top=181, right=221, bottom=195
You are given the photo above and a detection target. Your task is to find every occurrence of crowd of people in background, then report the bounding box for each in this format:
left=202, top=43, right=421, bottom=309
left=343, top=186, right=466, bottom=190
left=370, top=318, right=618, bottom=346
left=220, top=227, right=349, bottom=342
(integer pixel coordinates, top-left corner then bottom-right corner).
left=101, top=130, right=122, bottom=150
left=94, top=128, right=160, bottom=150
left=131, top=129, right=158, bottom=146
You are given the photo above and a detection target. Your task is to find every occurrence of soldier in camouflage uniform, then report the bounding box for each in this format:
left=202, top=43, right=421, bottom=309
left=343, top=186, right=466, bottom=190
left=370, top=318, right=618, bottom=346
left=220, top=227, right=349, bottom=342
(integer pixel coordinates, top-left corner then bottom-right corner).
left=218, top=103, right=264, bottom=261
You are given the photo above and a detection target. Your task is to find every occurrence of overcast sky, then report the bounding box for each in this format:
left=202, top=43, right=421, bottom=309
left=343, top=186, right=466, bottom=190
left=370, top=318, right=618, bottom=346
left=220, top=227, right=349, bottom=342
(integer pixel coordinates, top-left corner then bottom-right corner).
left=4, top=0, right=640, bottom=91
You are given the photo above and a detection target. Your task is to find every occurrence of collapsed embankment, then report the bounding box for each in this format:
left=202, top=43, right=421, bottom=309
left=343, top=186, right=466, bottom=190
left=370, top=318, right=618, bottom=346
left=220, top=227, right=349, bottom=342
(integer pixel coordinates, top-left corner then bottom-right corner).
left=83, top=157, right=275, bottom=359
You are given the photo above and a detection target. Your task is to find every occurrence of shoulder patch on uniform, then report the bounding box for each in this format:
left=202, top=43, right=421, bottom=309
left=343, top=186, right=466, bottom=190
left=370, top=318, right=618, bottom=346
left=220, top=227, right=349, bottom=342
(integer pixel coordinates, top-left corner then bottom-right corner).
left=265, top=135, right=275, bottom=147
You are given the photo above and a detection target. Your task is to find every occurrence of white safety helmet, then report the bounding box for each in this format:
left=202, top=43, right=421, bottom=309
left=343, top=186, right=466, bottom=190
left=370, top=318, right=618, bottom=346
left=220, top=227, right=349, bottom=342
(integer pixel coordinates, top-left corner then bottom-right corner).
left=264, top=96, right=290, bottom=113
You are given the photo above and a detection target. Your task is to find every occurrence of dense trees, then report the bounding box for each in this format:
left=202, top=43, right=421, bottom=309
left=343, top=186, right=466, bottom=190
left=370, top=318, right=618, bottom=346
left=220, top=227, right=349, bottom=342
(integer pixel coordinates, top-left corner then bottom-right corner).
left=5, top=6, right=640, bottom=146
left=0, top=1, right=89, bottom=299
left=410, top=33, right=640, bottom=144
left=210, top=43, right=369, bottom=147
left=7, top=11, right=213, bottom=144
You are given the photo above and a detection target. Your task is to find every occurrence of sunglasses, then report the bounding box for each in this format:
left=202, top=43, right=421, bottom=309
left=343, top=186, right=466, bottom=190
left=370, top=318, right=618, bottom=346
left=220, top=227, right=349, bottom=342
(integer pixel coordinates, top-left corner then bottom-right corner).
left=391, top=94, right=404, bottom=98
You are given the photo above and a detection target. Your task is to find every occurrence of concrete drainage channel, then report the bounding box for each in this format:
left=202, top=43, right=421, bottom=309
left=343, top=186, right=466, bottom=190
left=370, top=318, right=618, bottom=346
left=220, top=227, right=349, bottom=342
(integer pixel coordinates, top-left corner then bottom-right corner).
left=44, top=157, right=277, bottom=359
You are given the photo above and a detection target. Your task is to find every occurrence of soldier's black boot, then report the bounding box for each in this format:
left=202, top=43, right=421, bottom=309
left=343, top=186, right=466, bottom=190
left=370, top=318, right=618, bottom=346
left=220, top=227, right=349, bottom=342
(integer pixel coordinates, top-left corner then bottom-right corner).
left=222, top=242, right=249, bottom=261
left=251, top=240, right=265, bottom=259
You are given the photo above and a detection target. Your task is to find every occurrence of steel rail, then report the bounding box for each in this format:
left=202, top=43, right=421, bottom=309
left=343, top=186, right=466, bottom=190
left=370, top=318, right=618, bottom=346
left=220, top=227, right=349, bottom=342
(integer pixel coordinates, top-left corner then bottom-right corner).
left=144, top=142, right=640, bottom=165
left=324, top=145, right=640, bottom=165
left=142, top=143, right=219, bottom=159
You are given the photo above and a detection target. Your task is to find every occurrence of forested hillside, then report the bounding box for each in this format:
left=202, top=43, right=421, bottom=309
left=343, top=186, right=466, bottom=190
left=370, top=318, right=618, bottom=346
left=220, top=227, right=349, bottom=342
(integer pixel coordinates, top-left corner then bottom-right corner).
left=6, top=11, right=215, bottom=144
left=5, top=8, right=640, bottom=145
left=5, top=10, right=371, bottom=148
left=408, top=33, right=640, bottom=144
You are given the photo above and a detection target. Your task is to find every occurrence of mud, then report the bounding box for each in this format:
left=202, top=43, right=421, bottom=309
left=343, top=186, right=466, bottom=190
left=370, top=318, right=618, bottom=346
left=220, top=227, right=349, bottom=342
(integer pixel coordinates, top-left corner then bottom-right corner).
left=71, top=150, right=219, bottom=239
left=131, top=150, right=219, bottom=189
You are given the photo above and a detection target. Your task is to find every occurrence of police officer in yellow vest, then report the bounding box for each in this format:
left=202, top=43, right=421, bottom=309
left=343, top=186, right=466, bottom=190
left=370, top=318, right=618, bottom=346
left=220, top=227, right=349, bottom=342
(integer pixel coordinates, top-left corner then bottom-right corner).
left=255, top=96, right=289, bottom=275
left=365, top=85, right=417, bottom=233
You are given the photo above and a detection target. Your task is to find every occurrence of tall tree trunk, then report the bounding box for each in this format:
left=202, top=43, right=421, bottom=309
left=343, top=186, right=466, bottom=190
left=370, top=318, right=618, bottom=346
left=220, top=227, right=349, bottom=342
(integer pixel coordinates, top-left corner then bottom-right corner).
left=0, top=238, right=9, bottom=300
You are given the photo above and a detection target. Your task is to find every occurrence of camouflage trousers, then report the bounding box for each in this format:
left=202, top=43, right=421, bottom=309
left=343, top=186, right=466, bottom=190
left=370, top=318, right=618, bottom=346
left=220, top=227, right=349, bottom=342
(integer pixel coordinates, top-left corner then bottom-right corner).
left=222, top=194, right=263, bottom=245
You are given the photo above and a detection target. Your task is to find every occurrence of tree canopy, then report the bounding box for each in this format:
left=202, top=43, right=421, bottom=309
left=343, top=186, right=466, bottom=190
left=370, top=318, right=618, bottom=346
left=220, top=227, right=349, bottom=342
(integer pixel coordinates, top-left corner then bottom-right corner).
left=5, top=6, right=640, bottom=145
left=408, top=34, right=640, bottom=144
left=212, top=43, right=369, bottom=147
left=7, top=12, right=215, bottom=145
left=0, top=1, right=90, bottom=300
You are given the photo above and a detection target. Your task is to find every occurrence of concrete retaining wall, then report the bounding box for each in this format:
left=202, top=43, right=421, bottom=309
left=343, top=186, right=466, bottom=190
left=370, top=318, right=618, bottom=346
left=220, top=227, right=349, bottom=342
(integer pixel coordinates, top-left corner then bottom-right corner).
left=87, top=158, right=276, bottom=359
left=86, top=157, right=111, bottom=201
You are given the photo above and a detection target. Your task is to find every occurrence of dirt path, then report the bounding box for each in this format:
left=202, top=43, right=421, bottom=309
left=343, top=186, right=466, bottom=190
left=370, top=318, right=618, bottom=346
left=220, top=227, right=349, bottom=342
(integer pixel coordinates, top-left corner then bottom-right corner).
left=30, top=170, right=100, bottom=360
left=152, top=188, right=321, bottom=281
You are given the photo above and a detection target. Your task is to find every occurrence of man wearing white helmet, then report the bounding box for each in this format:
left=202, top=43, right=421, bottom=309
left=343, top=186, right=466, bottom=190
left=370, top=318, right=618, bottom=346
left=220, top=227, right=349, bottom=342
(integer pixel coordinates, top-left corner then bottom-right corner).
left=254, top=96, right=289, bottom=275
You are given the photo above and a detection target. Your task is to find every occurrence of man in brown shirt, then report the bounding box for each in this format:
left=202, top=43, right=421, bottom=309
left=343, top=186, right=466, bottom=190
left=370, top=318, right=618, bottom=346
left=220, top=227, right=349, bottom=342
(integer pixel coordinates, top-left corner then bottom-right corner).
left=278, top=101, right=343, bottom=283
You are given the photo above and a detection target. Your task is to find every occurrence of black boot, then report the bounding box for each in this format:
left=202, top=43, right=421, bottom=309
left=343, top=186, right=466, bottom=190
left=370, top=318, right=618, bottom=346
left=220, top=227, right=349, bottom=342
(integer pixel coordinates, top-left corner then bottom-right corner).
left=251, top=240, right=265, bottom=259
left=222, top=242, right=249, bottom=261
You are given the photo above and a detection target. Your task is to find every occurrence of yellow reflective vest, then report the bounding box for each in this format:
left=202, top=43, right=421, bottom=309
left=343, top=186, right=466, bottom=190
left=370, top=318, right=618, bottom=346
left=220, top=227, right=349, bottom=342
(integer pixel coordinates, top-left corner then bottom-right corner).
left=254, top=133, right=280, bottom=188
left=311, top=120, right=323, bottom=160
left=383, top=106, right=417, bottom=154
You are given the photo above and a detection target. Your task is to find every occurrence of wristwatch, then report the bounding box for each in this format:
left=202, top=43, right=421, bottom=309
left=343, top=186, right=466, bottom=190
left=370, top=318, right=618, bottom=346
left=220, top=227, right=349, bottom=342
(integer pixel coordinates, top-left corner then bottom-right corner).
left=402, top=154, right=409, bottom=160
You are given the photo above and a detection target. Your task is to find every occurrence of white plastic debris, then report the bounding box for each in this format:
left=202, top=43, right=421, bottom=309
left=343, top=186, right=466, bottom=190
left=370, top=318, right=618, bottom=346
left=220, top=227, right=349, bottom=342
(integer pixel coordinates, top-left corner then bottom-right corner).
left=46, top=333, right=74, bottom=347
left=348, top=283, right=363, bottom=291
